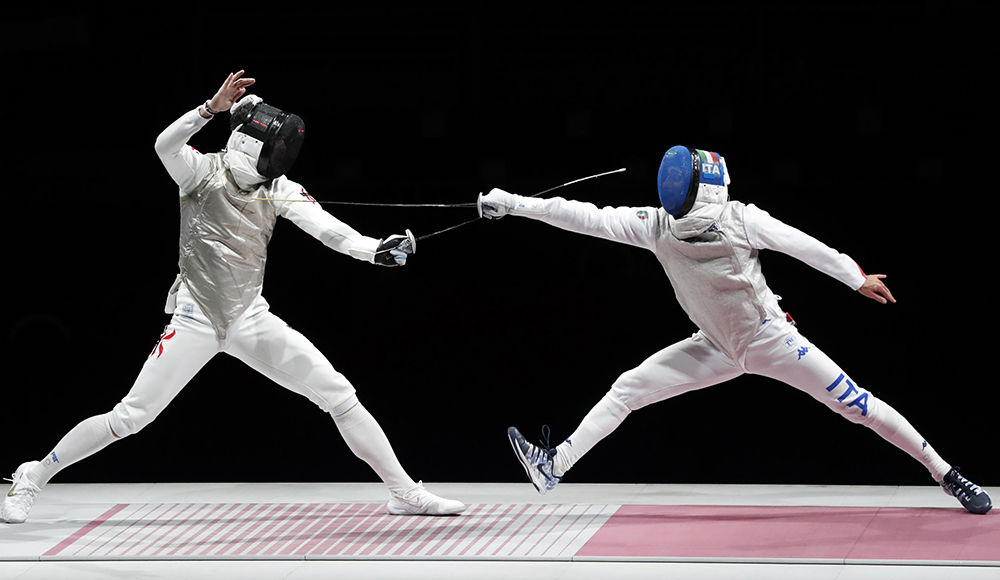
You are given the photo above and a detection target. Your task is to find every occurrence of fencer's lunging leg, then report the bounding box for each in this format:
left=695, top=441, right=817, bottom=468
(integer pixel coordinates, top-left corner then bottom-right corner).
left=551, top=334, right=740, bottom=478
left=332, top=398, right=417, bottom=495
left=748, top=321, right=951, bottom=481
left=22, top=413, right=119, bottom=489
left=552, top=393, right=630, bottom=477
left=331, top=398, right=465, bottom=514
left=25, top=314, right=218, bottom=489
left=227, top=308, right=417, bottom=495
left=861, top=396, right=951, bottom=480
left=227, top=304, right=464, bottom=514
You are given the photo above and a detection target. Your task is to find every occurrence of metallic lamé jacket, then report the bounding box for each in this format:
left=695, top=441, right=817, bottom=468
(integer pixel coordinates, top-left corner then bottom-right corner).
left=177, top=152, right=276, bottom=339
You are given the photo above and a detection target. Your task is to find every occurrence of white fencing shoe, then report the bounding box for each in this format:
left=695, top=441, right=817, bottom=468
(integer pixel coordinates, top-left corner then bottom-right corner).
left=3, top=461, right=41, bottom=524
left=387, top=482, right=466, bottom=516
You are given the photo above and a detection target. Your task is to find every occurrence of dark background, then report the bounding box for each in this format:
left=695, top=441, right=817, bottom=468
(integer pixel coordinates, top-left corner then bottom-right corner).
left=2, top=5, right=996, bottom=490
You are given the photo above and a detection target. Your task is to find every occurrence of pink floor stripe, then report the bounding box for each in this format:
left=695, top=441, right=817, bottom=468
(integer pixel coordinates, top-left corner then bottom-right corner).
left=486, top=504, right=545, bottom=556
left=387, top=514, right=438, bottom=557
left=358, top=504, right=424, bottom=556
left=426, top=504, right=489, bottom=556
left=442, top=503, right=499, bottom=556
left=293, top=503, right=361, bottom=555
left=536, top=506, right=589, bottom=556
left=313, top=503, right=384, bottom=555
left=186, top=503, right=269, bottom=556
left=92, top=503, right=172, bottom=557
left=149, top=502, right=216, bottom=556
left=246, top=504, right=314, bottom=556
left=137, top=503, right=201, bottom=556
left=43, top=504, right=130, bottom=557
left=270, top=503, right=329, bottom=556
left=458, top=503, right=523, bottom=556
left=338, top=510, right=394, bottom=556
left=237, top=504, right=297, bottom=556
left=202, top=503, right=277, bottom=557
left=576, top=505, right=1000, bottom=562
left=553, top=505, right=612, bottom=557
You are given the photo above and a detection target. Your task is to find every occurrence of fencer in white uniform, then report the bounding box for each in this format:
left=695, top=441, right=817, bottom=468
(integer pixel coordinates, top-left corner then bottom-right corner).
left=2, top=71, right=465, bottom=523
left=479, top=145, right=991, bottom=514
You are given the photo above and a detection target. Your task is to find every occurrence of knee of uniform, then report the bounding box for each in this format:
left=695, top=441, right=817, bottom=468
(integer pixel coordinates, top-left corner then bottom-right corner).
left=296, top=379, right=357, bottom=416
left=317, top=385, right=356, bottom=414
left=107, top=402, right=154, bottom=437
left=830, top=388, right=881, bottom=426
left=610, top=371, right=644, bottom=411
left=329, top=392, right=359, bottom=417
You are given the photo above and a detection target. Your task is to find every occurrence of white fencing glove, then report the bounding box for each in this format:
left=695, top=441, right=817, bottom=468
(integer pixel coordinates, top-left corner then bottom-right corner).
left=374, top=229, right=416, bottom=266
left=477, top=188, right=518, bottom=220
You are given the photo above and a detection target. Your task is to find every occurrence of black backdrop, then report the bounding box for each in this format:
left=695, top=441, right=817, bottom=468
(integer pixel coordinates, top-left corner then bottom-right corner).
left=2, top=6, right=997, bottom=489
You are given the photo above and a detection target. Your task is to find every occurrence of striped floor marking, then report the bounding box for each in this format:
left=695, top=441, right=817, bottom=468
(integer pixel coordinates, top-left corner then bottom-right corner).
left=43, top=503, right=619, bottom=560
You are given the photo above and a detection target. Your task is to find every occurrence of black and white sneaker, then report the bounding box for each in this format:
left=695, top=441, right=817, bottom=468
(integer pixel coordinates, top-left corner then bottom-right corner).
left=941, top=466, right=992, bottom=514
left=508, top=426, right=561, bottom=495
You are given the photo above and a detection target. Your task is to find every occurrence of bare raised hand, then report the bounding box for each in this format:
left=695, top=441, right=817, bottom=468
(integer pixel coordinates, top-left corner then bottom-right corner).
left=858, top=274, right=896, bottom=305
left=206, top=70, right=256, bottom=115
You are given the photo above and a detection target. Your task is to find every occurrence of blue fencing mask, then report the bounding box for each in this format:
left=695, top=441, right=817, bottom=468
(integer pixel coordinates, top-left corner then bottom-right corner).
left=657, top=146, right=728, bottom=218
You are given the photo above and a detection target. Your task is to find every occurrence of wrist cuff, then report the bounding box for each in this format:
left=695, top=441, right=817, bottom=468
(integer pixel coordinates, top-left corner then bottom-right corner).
left=203, top=100, right=223, bottom=116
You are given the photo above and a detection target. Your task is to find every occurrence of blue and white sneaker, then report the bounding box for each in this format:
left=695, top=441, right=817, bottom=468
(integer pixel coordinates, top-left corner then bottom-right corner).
left=941, top=466, right=992, bottom=514
left=508, top=426, right=561, bottom=495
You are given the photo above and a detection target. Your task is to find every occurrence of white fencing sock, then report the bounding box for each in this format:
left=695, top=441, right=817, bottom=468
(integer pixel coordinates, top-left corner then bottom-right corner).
left=552, top=392, right=631, bottom=477
left=865, top=398, right=951, bottom=481
left=27, top=413, right=118, bottom=488
left=333, top=401, right=417, bottom=495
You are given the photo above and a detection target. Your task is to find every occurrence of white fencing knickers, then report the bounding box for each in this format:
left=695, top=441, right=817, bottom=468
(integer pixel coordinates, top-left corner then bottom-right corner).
left=553, top=317, right=951, bottom=482
left=27, top=282, right=417, bottom=494
left=108, top=283, right=359, bottom=436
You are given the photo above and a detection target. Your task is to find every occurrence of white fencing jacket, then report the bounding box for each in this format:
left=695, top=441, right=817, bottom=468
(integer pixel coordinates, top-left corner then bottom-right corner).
left=506, top=194, right=866, bottom=362
left=154, top=107, right=380, bottom=339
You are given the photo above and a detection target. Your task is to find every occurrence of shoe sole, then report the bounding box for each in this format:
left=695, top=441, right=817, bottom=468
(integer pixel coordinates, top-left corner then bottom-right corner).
left=387, top=504, right=466, bottom=516
left=508, top=427, right=546, bottom=495
left=959, top=498, right=992, bottom=515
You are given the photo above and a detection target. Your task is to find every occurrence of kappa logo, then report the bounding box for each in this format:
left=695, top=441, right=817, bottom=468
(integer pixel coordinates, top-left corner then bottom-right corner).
left=797, top=346, right=809, bottom=360
left=150, top=326, right=176, bottom=359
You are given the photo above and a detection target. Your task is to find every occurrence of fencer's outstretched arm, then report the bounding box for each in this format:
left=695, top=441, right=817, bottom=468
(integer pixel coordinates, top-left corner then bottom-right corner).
left=154, top=71, right=256, bottom=195
left=270, top=180, right=414, bottom=267
left=478, top=189, right=659, bottom=250
left=743, top=204, right=893, bottom=303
